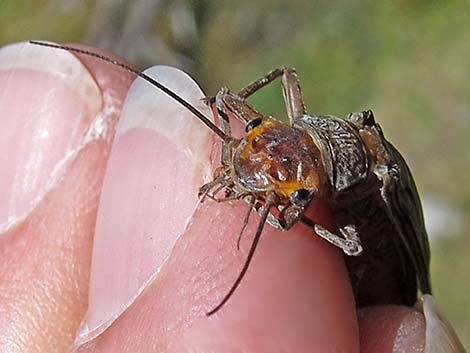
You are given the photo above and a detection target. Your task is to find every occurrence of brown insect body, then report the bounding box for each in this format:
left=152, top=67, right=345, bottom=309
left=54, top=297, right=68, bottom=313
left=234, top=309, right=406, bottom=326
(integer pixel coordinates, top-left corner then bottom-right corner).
left=335, top=172, right=425, bottom=307
left=214, top=105, right=431, bottom=309
left=28, top=42, right=431, bottom=316
left=204, top=81, right=431, bottom=313
left=306, top=112, right=431, bottom=307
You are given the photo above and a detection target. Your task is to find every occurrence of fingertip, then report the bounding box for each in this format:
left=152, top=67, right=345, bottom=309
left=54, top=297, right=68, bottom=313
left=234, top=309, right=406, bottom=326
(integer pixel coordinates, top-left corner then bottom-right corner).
left=73, top=66, right=213, bottom=345
left=358, top=305, right=425, bottom=353
left=158, top=199, right=359, bottom=352
left=71, top=198, right=360, bottom=352
left=67, top=60, right=358, bottom=351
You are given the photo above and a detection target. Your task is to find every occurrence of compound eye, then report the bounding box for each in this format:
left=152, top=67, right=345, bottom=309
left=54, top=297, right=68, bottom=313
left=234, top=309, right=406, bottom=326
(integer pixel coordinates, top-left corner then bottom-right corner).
left=290, top=188, right=312, bottom=207
left=245, top=117, right=263, bottom=132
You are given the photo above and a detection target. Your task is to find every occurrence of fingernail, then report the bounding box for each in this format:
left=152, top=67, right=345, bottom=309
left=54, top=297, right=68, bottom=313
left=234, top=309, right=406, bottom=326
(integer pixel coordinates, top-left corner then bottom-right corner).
left=0, top=42, right=101, bottom=232
left=392, top=309, right=426, bottom=353
left=418, top=295, right=466, bottom=353
left=74, top=66, right=213, bottom=345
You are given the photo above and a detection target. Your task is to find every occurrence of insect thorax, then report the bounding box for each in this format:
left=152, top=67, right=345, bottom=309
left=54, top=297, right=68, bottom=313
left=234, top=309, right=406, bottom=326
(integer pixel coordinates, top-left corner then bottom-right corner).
left=294, top=114, right=369, bottom=193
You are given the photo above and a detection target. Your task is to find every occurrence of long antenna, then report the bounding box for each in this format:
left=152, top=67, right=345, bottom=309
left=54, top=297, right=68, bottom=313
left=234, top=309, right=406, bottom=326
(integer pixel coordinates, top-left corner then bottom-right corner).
left=206, top=193, right=275, bottom=316
left=29, top=41, right=229, bottom=141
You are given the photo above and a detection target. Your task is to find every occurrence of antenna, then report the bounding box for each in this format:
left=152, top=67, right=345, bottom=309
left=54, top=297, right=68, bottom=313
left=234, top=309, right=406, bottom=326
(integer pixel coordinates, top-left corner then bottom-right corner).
left=29, top=41, right=229, bottom=141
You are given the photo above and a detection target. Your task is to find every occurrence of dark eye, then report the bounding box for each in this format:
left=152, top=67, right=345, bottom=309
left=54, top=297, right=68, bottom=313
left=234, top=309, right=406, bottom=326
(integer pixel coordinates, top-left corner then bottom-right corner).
left=245, top=117, right=263, bottom=132
left=290, top=188, right=312, bottom=207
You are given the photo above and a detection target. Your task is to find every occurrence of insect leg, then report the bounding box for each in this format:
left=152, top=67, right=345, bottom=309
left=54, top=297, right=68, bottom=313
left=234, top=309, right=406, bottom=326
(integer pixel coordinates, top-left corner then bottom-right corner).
left=212, top=66, right=305, bottom=125
left=218, top=109, right=235, bottom=168
left=236, top=67, right=306, bottom=124
left=280, top=69, right=306, bottom=124
left=206, top=193, right=277, bottom=316
left=213, top=88, right=263, bottom=123
left=206, top=191, right=249, bottom=203
left=301, top=216, right=363, bottom=256
left=212, top=67, right=306, bottom=126
left=198, top=172, right=231, bottom=201
left=203, top=95, right=236, bottom=168
left=237, top=67, right=288, bottom=98
left=338, top=225, right=362, bottom=249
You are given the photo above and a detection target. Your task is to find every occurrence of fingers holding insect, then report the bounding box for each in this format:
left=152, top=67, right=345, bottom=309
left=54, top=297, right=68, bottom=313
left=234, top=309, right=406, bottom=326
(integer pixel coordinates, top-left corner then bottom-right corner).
left=184, top=200, right=358, bottom=352
left=63, top=66, right=358, bottom=350
left=0, top=42, right=134, bottom=352
left=359, top=300, right=466, bottom=353
left=74, top=195, right=359, bottom=352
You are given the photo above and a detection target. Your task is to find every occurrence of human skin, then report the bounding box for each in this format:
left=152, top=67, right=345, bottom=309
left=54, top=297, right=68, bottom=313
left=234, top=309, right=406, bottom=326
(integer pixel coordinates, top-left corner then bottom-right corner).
left=0, top=42, right=426, bottom=352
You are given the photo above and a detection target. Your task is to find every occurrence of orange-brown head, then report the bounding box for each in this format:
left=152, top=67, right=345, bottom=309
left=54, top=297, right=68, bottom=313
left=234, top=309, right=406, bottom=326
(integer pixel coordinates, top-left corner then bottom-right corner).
left=233, top=117, right=329, bottom=200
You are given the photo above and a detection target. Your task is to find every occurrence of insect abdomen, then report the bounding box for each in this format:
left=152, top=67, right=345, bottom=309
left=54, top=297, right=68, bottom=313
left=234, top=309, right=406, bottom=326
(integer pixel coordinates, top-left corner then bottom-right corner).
left=333, top=138, right=431, bottom=307
left=333, top=178, right=418, bottom=306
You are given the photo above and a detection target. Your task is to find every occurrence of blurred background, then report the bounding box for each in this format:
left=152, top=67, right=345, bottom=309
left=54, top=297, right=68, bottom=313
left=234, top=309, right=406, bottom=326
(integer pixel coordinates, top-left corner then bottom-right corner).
left=1, top=0, right=469, bottom=347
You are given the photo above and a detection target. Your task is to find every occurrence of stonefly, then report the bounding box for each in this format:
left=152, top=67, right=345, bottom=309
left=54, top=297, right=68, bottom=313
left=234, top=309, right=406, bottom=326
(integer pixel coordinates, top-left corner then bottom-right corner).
left=30, top=40, right=432, bottom=316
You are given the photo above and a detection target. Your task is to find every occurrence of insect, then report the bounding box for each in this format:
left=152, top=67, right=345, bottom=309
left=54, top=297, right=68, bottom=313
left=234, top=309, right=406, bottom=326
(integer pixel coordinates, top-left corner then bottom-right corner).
left=30, top=40, right=431, bottom=316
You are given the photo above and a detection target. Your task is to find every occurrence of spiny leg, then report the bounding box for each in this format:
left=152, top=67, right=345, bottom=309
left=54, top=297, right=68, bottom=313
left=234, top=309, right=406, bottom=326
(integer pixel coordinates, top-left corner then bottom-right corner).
left=237, top=67, right=287, bottom=98
left=281, top=68, right=306, bottom=124
left=199, top=96, right=241, bottom=201
left=206, top=193, right=277, bottom=316
left=198, top=173, right=231, bottom=201
left=210, top=66, right=306, bottom=125
left=218, top=109, right=234, bottom=167
left=201, top=177, right=252, bottom=203
left=236, top=67, right=306, bottom=124
left=206, top=191, right=249, bottom=203
left=214, top=88, right=263, bottom=123
left=204, top=96, right=235, bottom=166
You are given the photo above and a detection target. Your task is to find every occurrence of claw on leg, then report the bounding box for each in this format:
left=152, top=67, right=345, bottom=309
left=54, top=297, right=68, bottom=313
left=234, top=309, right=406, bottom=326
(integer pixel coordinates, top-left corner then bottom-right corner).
left=301, top=216, right=363, bottom=256
left=314, top=224, right=363, bottom=256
